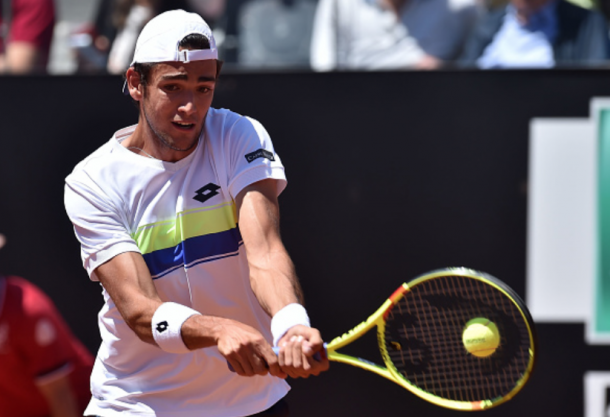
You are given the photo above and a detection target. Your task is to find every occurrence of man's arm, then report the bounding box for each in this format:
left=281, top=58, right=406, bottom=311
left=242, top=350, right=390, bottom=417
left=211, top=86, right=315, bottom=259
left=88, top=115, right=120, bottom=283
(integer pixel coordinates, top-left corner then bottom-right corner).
left=95, top=251, right=283, bottom=377
left=37, top=373, right=80, bottom=417
left=236, top=179, right=330, bottom=378
left=235, top=180, right=302, bottom=316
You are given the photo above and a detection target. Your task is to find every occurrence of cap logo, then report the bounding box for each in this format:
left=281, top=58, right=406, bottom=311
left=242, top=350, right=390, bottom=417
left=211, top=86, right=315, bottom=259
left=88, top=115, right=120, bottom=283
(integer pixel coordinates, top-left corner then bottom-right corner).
left=178, top=49, right=218, bottom=63
left=180, top=50, right=191, bottom=63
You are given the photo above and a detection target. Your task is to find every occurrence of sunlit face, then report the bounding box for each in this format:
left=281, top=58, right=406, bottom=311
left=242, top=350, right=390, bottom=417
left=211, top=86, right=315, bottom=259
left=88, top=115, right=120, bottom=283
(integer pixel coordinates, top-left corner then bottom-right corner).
left=139, top=59, right=218, bottom=151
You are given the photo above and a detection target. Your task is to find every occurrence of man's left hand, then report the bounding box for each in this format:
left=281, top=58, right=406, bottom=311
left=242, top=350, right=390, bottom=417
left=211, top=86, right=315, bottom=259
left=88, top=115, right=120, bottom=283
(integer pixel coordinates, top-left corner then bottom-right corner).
left=276, top=325, right=330, bottom=378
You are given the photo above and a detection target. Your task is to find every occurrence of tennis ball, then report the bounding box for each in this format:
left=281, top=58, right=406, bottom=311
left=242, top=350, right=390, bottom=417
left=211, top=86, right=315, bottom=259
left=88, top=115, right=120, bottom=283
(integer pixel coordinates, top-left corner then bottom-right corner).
left=462, top=318, right=500, bottom=358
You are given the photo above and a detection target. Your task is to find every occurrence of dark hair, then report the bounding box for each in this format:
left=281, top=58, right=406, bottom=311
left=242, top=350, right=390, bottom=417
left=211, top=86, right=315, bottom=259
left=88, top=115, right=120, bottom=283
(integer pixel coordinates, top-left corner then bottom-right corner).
left=179, top=33, right=211, bottom=51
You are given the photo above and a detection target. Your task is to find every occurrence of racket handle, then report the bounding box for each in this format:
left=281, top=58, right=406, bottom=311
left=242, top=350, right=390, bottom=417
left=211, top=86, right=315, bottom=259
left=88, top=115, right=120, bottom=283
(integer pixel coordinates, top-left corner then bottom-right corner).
left=227, top=344, right=327, bottom=372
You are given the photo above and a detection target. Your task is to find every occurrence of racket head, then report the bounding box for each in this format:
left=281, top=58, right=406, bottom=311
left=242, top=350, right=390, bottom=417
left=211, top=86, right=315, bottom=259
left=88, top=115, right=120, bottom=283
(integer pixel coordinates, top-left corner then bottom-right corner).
left=378, top=267, right=536, bottom=411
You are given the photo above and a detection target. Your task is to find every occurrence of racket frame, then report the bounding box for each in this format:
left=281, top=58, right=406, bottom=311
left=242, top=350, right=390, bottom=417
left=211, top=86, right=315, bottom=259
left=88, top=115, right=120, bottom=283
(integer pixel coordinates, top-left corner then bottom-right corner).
left=324, top=267, right=537, bottom=411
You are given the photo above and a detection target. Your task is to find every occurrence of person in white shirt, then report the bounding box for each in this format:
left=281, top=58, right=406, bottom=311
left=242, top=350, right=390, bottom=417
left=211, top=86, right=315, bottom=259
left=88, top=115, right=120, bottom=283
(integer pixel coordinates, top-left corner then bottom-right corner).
left=310, top=0, right=481, bottom=71
left=64, top=9, right=328, bottom=417
left=459, top=0, right=610, bottom=68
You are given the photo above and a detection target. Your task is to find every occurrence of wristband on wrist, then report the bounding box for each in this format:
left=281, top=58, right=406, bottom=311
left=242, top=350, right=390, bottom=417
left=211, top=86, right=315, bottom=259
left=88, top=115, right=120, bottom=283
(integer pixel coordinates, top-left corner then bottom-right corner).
left=271, top=303, right=311, bottom=347
left=151, top=302, right=201, bottom=354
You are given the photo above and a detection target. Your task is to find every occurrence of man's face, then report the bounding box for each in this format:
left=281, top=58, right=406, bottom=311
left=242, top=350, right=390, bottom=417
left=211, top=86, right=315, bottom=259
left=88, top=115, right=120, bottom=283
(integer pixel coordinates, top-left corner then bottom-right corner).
left=139, top=59, right=218, bottom=150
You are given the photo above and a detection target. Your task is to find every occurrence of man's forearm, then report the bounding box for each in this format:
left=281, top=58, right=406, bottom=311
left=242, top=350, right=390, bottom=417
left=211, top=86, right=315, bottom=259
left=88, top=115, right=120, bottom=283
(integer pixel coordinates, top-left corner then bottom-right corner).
left=236, top=180, right=305, bottom=316
left=249, top=248, right=304, bottom=316
left=181, top=314, right=265, bottom=350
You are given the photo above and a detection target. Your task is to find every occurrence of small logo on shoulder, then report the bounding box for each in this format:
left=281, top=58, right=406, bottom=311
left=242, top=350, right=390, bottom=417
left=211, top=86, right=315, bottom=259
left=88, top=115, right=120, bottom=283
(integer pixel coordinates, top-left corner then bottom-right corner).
left=245, top=149, right=275, bottom=163
left=156, top=321, right=169, bottom=333
left=194, top=183, right=221, bottom=203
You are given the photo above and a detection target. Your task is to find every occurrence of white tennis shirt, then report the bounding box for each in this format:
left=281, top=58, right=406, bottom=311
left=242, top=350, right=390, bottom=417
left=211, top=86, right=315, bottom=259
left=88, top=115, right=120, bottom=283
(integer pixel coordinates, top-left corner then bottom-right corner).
left=64, top=108, right=290, bottom=417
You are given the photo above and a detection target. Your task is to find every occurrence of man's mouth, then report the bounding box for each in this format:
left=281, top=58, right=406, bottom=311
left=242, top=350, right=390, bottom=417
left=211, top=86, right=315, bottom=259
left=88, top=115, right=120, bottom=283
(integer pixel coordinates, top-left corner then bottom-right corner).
left=172, top=121, right=195, bottom=130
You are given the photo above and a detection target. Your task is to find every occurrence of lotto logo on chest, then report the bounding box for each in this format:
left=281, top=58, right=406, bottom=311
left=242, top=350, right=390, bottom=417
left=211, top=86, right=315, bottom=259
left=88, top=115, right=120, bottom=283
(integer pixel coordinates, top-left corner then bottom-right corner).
left=193, top=183, right=221, bottom=204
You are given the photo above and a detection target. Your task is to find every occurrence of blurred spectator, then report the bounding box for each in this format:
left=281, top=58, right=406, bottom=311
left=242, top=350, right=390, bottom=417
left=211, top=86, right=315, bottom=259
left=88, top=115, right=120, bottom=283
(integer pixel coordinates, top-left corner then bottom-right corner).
left=106, top=0, right=156, bottom=74
left=310, top=0, right=481, bottom=71
left=0, top=0, right=55, bottom=74
left=0, top=233, right=94, bottom=417
left=220, top=0, right=317, bottom=69
left=72, top=0, right=226, bottom=74
left=459, top=0, right=610, bottom=68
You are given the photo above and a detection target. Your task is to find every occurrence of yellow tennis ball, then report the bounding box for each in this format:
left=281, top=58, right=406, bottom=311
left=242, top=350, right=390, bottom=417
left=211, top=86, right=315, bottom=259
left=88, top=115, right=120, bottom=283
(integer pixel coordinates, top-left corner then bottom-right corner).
left=462, top=318, right=500, bottom=358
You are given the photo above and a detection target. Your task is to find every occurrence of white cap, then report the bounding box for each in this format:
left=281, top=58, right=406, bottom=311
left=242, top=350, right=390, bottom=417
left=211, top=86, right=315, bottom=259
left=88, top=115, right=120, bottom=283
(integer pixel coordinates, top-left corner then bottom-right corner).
left=130, top=9, right=218, bottom=66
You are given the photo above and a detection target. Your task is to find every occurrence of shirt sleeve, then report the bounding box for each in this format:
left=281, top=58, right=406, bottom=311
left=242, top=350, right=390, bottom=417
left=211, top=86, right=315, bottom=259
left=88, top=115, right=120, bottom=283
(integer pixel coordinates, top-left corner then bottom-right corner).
left=224, top=116, right=287, bottom=200
left=10, top=0, right=55, bottom=48
left=64, top=175, right=141, bottom=279
left=13, top=282, right=74, bottom=384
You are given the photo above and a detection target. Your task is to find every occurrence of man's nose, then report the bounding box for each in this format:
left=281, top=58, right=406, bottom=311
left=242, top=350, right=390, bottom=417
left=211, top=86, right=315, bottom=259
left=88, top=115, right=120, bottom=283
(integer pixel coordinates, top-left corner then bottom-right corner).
left=179, top=93, right=197, bottom=115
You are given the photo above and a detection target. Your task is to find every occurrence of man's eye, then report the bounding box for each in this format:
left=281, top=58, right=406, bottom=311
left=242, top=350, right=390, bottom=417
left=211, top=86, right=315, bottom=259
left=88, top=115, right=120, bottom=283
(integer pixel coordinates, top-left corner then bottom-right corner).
left=199, top=87, right=211, bottom=93
left=165, top=85, right=179, bottom=91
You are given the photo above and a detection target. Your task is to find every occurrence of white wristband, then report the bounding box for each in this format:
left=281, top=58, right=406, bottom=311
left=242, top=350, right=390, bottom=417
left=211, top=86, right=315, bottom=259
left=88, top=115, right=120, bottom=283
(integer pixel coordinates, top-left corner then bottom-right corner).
left=271, top=303, right=311, bottom=347
left=152, top=302, right=201, bottom=354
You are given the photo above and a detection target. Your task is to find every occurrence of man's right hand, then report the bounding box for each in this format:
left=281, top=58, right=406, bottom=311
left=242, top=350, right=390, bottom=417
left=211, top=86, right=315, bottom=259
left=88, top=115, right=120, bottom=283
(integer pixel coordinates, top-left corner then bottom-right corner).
left=191, top=316, right=288, bottom=379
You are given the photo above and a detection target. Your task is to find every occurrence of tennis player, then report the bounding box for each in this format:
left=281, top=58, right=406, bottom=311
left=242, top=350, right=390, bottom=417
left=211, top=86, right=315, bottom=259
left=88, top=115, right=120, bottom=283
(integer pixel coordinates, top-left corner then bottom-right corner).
left=64, top=9, right=328, bottom=417
left=0, top=234, right=94, bottom=417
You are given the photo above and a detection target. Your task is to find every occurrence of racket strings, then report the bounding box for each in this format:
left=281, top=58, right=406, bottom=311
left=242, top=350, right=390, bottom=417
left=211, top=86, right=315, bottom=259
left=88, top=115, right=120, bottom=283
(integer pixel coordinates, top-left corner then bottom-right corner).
left=382, top=275, right=533, bottom=404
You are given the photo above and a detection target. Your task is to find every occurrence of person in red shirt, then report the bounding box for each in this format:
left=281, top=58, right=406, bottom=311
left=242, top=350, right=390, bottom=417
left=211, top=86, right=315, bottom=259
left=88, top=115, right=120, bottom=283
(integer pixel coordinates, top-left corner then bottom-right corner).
left=0, top=233, right=94, bottom=417
left=0, top=0, right=56, bottom=73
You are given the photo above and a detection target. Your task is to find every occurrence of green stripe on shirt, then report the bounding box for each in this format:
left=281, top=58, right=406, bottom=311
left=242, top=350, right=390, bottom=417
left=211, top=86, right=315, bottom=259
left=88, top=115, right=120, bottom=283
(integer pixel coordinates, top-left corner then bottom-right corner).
left=132, top=201, right=237, bottom=255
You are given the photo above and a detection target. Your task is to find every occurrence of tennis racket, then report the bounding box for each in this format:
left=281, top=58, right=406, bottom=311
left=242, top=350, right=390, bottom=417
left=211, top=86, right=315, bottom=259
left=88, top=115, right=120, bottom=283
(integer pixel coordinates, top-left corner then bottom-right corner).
left=312, top=267, right=536, bottom=411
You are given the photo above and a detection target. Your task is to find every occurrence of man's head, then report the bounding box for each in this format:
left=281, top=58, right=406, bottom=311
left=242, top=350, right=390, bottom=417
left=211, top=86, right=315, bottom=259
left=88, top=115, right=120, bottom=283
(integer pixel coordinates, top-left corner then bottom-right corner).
left=125, top=9, right=221, bottom=90
left=124, top=10, right=222, bottom=154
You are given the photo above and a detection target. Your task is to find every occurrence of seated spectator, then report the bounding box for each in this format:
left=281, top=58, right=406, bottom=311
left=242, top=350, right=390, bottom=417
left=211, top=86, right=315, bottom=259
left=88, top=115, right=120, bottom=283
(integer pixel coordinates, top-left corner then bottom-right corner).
left=310, top=0, right=481, bottom=71
left=0, top=233, right=94, bottom=417
left=459, top=0, right=610, bottom=68
left=0, top=0, right=55, bottom=74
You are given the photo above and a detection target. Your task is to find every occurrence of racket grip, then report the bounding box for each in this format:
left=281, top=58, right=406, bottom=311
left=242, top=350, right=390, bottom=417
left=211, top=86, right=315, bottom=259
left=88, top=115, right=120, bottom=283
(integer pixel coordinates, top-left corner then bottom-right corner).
left=227, top=344, right=327, bottom=372
left=272, top=345, right=326, bottom=360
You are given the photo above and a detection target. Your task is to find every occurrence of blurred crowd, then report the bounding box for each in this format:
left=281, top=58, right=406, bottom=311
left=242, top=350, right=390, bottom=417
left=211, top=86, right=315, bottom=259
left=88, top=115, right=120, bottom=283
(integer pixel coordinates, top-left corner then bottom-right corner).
left=1, top=0, right=610, bottom=75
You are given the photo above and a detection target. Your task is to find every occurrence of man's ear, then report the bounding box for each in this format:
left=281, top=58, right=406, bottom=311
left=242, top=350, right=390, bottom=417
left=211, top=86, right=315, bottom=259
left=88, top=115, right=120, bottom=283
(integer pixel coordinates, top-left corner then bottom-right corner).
left=126, top=67, right=144, bottom=102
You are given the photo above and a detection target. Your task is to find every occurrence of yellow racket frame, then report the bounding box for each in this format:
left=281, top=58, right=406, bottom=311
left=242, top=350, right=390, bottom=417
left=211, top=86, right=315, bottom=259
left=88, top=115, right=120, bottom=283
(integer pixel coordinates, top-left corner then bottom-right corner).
left=324, top=267, right=536, bottom=411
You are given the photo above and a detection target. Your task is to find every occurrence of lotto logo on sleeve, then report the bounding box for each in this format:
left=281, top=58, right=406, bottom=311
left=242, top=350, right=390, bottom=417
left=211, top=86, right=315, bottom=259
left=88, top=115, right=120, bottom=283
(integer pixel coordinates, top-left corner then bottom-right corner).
left=156, top=321, right=169, bottom=333
left=245, top=149, right=275, bottom=163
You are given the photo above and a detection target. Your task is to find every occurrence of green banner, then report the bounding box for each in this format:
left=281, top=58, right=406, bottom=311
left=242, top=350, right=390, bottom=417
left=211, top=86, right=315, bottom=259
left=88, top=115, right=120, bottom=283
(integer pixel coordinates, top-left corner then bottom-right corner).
left=597, top=109, right=610, bottom=334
